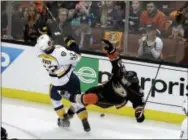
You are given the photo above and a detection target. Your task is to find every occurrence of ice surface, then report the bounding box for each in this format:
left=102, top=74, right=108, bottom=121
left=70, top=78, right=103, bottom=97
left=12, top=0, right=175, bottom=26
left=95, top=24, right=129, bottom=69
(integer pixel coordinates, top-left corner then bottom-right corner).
left=2, top=98, right=181, bottom=139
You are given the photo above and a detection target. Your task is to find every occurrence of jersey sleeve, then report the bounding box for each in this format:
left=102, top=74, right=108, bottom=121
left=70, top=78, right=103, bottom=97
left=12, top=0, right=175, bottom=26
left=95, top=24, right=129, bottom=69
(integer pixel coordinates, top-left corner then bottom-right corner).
left=111, top=58, right=126, bottom=75
left=58, top=47, right=81, bottom=66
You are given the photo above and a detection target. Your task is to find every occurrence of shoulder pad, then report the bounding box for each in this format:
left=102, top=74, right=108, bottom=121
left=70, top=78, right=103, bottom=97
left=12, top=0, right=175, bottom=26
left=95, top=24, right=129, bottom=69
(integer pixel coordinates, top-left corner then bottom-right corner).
left=59, top=47, right=69, bottom=57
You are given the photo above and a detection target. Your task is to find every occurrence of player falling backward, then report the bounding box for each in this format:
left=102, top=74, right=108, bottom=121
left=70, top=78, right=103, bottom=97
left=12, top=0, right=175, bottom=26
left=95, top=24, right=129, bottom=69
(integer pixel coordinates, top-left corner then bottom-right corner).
left=180, top=93, right=188, bottom=139
left=35, top=34, right=91, bottom=132
left=74, top=39, right=146, bottom=123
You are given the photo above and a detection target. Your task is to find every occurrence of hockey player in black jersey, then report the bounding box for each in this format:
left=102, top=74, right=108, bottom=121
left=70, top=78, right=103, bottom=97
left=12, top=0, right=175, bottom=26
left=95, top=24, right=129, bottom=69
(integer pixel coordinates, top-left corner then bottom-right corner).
left=74, top=39, right=145, bottom=123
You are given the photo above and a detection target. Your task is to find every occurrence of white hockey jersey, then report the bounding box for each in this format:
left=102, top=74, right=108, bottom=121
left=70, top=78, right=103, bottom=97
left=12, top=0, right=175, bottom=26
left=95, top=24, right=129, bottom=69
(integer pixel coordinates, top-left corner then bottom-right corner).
left=38, top=45, right=81, bottom=86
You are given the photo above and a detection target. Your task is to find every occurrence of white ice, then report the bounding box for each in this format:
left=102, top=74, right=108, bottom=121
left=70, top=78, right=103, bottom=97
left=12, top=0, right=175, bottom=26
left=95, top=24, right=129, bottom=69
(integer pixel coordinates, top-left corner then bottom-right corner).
left=2, top=97, right=181, bottom=139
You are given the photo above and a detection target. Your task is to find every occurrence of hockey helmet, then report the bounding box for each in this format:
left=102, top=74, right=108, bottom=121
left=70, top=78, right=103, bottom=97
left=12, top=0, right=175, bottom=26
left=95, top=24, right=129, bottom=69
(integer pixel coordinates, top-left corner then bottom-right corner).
left=35, top=34, right=53, bottom=51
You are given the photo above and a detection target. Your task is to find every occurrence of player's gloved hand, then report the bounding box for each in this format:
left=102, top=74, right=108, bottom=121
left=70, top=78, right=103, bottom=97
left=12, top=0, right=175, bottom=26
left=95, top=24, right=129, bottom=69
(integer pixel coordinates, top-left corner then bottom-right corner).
left=64, top=36, right=80, bottom=54
left=101, top=39, right=116, bottom=54
left=135, top=106, right=145, bottom=123
left=64, top=36, right=77, bottom=47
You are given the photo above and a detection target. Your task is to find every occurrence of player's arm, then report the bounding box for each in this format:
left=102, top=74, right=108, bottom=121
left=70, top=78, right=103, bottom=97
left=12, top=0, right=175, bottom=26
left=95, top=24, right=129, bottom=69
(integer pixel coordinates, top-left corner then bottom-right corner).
left=58, top=36, right=81, bottom=66
left=101, top=39, right=119, bottom=61
left=59, top=47, right=81, bottom=66
left=101, top=39, right=125, bottom=75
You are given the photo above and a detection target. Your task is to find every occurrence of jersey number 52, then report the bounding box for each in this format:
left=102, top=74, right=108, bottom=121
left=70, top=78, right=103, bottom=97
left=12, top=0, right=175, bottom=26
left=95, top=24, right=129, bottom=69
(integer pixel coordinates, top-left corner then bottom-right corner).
left=42, top=59, right=58, bottom=74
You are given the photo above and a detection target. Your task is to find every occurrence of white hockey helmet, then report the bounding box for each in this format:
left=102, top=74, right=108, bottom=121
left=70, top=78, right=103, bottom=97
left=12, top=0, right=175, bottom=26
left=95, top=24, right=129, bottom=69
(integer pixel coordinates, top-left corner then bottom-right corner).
left=35, top=34, right=53, bottom=51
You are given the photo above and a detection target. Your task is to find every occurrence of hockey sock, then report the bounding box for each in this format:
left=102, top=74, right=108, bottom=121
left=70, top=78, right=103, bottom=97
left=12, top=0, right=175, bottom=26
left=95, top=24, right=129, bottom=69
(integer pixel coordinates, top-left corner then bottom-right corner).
left=76, top=108, right=88, bottom=120
left=54, top=105, right=66, bottom=119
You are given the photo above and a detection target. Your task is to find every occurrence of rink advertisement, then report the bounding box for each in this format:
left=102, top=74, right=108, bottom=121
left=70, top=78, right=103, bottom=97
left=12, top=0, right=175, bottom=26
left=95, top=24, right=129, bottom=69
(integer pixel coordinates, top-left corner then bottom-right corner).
left=74, top=57, right=99, bottom=91
left=1, top=46, right=24, bottom=73
left=1, top=42, right=187, bottom=124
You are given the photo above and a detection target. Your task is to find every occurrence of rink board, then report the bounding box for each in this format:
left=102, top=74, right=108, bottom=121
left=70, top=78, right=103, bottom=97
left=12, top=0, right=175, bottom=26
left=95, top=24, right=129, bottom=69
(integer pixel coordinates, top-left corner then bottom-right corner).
left=1, top=42, right=187, bottom=124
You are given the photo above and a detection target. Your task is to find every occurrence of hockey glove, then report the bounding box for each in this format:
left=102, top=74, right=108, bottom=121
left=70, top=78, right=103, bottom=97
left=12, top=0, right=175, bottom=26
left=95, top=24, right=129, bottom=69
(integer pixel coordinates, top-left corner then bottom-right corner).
left=101, top=39, right=116, bottom=54
left=64, top=36, right=80, bottom=54
left=135, top=106, right=145, bottom=123
left=64, top=36, right=76, bottom=47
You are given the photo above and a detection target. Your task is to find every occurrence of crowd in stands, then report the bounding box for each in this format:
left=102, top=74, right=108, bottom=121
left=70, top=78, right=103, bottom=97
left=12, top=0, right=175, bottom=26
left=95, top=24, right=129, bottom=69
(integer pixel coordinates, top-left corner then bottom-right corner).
left=1, top=1, right=188, bottom=66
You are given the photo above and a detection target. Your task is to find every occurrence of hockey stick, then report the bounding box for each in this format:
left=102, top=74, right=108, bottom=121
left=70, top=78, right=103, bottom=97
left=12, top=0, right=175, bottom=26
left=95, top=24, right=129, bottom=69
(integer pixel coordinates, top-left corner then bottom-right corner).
left=44, top=5, right=63, bottom=33
left=143, top=59, right=164, bottom=109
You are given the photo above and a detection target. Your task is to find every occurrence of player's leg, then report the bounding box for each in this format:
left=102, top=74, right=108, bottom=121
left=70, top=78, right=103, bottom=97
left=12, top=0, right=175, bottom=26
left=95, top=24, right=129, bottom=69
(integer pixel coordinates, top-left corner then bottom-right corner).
left=66, top=105, right=75, bottom=119
left=50, top=84, right=70, bottom=127
left=79, top=86, right=102, bottom=105
left=127, top=83, right=145, bottom=123
left=81, top=85, right=115, bottom=108
left=70, top=102, right=91, bottom=132
left=62, top=73, right=91, bottom=132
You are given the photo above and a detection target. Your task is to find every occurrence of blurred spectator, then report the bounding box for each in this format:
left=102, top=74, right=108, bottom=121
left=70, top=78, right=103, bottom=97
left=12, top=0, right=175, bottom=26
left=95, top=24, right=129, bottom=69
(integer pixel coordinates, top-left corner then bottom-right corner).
left=34, top=1, right=47, bottom=14
left=84, top=1, right=100, bottom=27
left=48, top=8, right=74, bottom=46
left=62, top=1, right=79, bottom=10
left=138, top=25, right=163, bottom=60
left=129, top=1, right=143, bottom=33
left=68, top=7, right=76, bottom=20
left=47, top=1, right=79, bottom=18
left=89, top=1, right=103, bottom=27
left=180, top=40, right=188, bottom=66
left=170, top=3, right=188, bottom=41
left=47, top=2, right=64, bottom=18
left=100, top=1, right=124, bottom=31
left=1, top=1, right=8, bottom=38
left=24, top=4, right=40, bottom=44
left=36, top=2, right=53, bottom=30
left=69, top=1, right=90, bottom=27
left=11, top=2, right=25, bottom=41
left=75, top=1, right=90, bottom=15
left=140, top=2, right=168, bottom=33
left=67, top=1, right=94, bottom=45
left=114, top=1, right=125, bottom=29
left=169, top=10, right=179, bottom=25
left=79, top=15, right=93, bottom=49
left=173, top=3, right=188, bottom=65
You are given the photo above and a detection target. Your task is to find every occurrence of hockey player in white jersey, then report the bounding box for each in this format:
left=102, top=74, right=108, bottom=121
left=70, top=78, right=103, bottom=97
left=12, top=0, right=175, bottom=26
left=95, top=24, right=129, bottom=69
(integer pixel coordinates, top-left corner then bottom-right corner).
left=180, top=93, right=188, bottom=139
left=35, top=34, right=90, bottom=132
